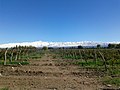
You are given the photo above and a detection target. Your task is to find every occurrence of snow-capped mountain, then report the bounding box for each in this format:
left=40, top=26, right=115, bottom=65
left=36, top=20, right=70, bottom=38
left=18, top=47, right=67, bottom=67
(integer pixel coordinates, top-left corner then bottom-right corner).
left=0, top=41, right=119, bottom=48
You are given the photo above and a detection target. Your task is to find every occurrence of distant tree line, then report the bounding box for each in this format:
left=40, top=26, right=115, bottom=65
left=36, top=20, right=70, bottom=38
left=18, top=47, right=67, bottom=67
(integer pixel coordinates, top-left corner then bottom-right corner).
left=78, top=43, right=120, bottom=49
left=108, top=43, right=120, bottom=49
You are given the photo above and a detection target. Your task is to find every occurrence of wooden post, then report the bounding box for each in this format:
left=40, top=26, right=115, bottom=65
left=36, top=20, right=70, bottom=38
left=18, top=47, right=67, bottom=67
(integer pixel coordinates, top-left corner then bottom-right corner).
left=18, top=49, right=22, bottom=60
left=10, top=52, right=13, bottom=62
left=94, top=50, right=97, bottom=66
left=98, top=50, right=107, bottom=71
left=79, top=50, right=84, bottom=66
left=4, top=48, right=8, bottom=65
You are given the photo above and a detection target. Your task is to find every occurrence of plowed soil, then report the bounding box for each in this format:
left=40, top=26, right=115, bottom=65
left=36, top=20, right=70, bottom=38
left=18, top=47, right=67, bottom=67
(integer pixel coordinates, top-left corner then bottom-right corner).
left=0, top=54, right=103, bottom=90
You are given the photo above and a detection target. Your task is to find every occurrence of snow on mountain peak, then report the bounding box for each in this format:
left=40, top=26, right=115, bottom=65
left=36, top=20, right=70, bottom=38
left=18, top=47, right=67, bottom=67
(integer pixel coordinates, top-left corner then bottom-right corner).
left=0, top=41, right=119, bottom=48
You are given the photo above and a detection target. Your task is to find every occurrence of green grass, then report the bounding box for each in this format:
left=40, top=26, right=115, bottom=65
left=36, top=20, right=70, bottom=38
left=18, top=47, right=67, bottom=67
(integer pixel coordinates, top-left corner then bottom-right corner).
left=103, top=76, right=120, bottom=86
left=73, top=59, right=120, bottom=69
left=107, top=68, right=120, bottom=76
left=73, top=60, right=103, bottom=67
left=73, top=59, right=120, bottom=86
left=63, top=56, right=81, bottom=59
left=0, top=87, right=9, bottom=90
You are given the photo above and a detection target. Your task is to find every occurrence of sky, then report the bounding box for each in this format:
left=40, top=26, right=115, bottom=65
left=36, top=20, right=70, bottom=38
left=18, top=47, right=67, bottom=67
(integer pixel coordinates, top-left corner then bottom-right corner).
left=0, top=0, right=120, bottom=44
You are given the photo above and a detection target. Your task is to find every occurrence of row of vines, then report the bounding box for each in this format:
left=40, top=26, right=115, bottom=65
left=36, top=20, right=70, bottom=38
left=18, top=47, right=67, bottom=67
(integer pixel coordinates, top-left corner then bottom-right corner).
left=0, top=46, right=44, bottom=65
left=52, top=49, right=120, bottom=86
left=51, top=48, right=120, bottom=86
left=52, top=49, right=120, bottom=71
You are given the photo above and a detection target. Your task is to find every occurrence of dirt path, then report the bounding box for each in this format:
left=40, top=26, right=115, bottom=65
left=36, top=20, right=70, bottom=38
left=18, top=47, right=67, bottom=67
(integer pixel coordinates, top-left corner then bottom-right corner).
left=0, top=53, right=102, bottom=90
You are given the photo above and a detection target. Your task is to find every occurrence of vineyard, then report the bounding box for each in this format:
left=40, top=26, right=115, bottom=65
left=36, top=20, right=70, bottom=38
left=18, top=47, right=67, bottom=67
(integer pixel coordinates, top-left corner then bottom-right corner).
left=53, top=49, right=120, bottom=86
left=0, top=46, right=44, bottom=65
left=54, top=49, right=120, bottom=70
left=0, top=46, right=120, bottom=90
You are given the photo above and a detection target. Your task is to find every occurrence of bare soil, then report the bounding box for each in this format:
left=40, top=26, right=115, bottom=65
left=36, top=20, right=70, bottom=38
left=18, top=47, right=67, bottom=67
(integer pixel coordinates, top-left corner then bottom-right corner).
left=0, top=54, right=104, bottom=90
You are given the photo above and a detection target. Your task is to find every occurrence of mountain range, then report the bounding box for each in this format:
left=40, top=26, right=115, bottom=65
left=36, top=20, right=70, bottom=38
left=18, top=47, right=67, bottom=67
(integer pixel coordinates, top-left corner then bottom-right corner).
left=0, top=41, right=120, bottom=48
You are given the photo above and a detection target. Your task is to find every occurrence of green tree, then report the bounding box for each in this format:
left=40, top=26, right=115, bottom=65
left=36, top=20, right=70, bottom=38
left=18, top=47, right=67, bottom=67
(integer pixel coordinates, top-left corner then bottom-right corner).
left=97, top=44, right=101, bottom=48
left=108, top=44, right=116, bottom=49
left=116, top=44, right=120, bottom=48
left=78, top=45, right=83, bottom=49
left=42, top=46, right=48, bottom=50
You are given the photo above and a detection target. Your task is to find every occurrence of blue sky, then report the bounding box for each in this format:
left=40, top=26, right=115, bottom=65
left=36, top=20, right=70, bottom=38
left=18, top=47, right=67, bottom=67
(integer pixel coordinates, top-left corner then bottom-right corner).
left=0, top=0, right=120, bottom=44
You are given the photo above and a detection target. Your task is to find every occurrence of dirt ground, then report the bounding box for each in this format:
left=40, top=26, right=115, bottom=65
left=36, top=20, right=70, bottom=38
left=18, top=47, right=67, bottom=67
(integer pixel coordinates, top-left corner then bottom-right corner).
left=0, top=54, right=104, bottom=90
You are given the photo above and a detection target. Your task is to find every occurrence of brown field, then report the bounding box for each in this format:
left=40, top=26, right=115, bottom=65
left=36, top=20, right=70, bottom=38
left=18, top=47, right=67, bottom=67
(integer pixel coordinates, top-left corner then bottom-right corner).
left=0, top=53, right=118, bottom=90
